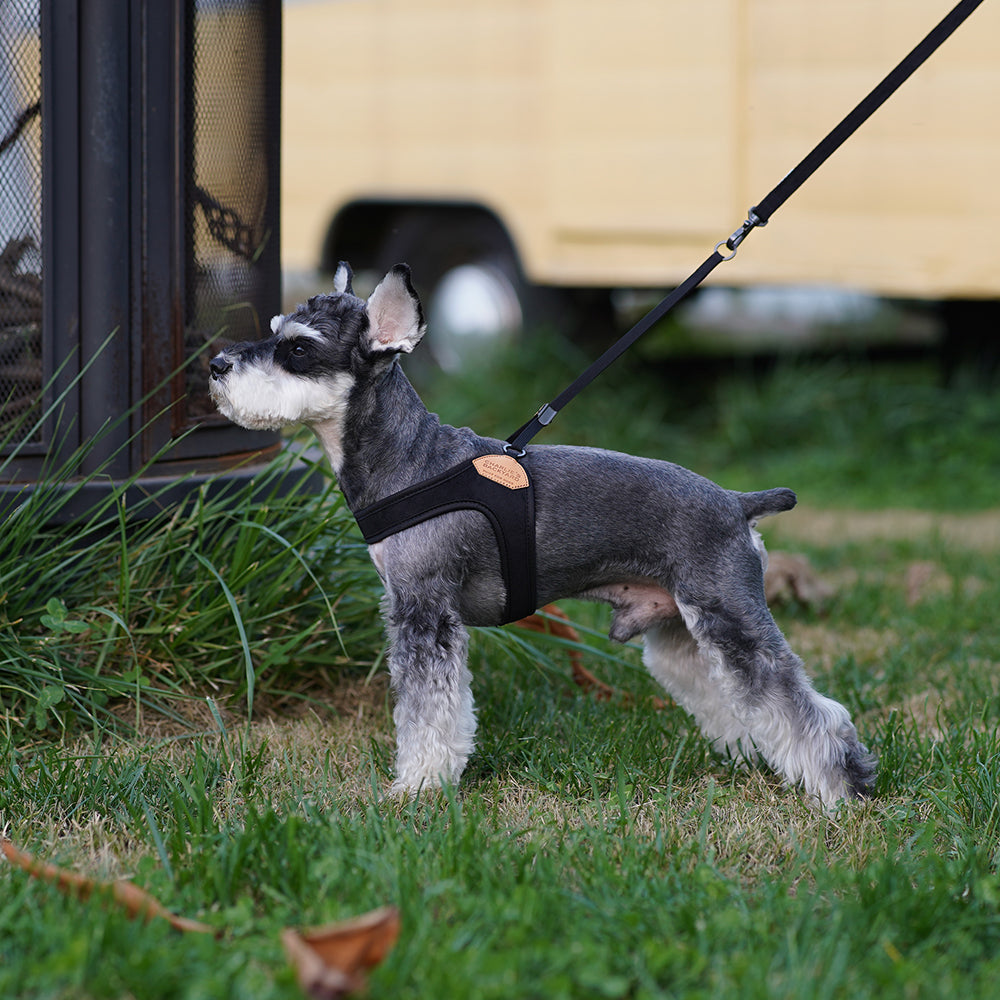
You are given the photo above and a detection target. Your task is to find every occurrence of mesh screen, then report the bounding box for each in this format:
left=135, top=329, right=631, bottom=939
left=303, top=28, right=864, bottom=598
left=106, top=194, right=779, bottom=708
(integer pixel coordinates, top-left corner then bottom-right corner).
left=0, top=1, right=42, bottom=448
left=185, top=0, right=275, bottom=424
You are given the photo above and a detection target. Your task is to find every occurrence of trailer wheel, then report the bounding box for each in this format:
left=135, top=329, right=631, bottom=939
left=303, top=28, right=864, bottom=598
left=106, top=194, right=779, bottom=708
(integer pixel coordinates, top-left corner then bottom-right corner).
left=375, top=209, right=545, bottom=373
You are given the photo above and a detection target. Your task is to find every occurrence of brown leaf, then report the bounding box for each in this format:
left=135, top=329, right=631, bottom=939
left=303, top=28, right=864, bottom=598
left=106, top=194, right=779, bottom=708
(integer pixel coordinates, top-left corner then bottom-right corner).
left=1, top=839, right=217, bottom=936
left=515, top=604, right=671, bottom=710
left=517, top=605, right=616, bottom=698
left=904, top=560, right=952, bottom=606
left=282, top=907, right=400, bottom=999
left=515, top=604, right=584, bottom=667
left=764, top=551, right=834, bottom=608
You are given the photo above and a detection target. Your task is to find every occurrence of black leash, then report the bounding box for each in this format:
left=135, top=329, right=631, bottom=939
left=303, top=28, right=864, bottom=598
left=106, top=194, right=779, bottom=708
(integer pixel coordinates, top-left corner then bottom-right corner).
left=505, top=0, right=986, bottom=456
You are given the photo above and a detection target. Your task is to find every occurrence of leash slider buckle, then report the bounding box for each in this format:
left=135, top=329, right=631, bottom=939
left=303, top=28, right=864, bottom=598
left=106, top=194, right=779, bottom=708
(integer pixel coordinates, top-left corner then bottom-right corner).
left=535, top=403, right=557, bottom=426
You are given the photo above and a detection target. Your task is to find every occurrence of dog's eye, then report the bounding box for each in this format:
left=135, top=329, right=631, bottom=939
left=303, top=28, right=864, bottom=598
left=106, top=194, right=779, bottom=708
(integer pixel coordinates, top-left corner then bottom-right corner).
left=290, top=343, right=307, bottom=357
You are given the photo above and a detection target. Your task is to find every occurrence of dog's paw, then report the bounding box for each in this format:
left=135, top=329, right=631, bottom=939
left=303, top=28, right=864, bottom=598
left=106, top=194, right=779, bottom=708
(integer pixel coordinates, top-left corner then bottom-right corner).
left=384, top=779, right=419, bottom=801
left=380, top=780, right=455, bottom=815
left=842, top=739, right=878, bottom=800
left=383, top=776, right=448, bottom=803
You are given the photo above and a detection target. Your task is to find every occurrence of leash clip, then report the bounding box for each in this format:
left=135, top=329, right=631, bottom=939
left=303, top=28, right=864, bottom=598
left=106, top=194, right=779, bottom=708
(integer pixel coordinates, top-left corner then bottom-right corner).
left=720, top=206, right=768, bottom=259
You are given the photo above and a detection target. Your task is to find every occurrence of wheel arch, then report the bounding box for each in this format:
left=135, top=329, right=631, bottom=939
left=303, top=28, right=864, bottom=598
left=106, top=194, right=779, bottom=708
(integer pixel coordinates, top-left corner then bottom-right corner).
left=319, top=199, right=525, bottom=277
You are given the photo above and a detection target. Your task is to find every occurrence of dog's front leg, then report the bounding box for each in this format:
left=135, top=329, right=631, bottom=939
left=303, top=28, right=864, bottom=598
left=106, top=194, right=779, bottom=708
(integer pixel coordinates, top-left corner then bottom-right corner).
left=384, top=592, right=475, bottom=797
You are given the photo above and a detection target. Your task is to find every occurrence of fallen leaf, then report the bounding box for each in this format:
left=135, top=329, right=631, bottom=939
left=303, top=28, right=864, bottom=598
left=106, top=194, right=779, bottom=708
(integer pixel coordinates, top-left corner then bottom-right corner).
left=1, top=839, right=217, bottom=936
left=516, top=604, right=584, bottom=663
left=516, top=604, right=671, bottom=710
left=282, top=906, right=400, bottom=999
left=904, top=560, right=952, bottom=606
left=4, top=839, right=398, bottom=997
left=764, top=551, right=834, bottom=608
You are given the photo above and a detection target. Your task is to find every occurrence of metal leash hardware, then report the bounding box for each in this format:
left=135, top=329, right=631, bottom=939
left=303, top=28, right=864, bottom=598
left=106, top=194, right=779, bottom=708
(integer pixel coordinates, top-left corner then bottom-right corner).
left=717, top=207, right=768, bottom=261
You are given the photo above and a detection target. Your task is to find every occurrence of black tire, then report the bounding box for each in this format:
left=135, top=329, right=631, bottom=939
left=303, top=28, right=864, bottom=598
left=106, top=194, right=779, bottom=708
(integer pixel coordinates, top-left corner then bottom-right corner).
left=940, top=298, right=1000, bottom=385
left=332, top=205, right=616, bottom=373
left=374, top=208, right=534, bottom=374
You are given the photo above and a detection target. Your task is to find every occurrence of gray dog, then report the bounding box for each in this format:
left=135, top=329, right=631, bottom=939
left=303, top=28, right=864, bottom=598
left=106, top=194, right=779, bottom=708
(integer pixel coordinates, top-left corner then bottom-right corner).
left=208, top=263, right=875, bottom=806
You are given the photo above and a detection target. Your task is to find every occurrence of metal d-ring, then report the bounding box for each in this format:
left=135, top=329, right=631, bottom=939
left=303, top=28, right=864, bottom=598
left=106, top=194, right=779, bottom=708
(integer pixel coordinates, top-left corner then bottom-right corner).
left=715, top=240, right=738, bottom=262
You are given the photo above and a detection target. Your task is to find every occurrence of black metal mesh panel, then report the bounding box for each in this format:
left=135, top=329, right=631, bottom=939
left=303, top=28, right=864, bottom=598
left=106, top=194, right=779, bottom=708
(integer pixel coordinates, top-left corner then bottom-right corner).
left=185, top=0, right=276, bottom=424
left=0, top=1, right=42, bottom=448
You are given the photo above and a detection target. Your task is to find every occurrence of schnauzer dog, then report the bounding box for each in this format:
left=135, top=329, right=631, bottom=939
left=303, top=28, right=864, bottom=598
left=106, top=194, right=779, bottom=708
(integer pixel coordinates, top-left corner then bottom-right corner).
left=208, top=263, right=875, bottom=806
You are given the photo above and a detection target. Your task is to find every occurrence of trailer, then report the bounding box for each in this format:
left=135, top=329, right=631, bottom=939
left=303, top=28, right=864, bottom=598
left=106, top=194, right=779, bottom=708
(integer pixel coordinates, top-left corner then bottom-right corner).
left=282, top=0, right=1000, bottom=359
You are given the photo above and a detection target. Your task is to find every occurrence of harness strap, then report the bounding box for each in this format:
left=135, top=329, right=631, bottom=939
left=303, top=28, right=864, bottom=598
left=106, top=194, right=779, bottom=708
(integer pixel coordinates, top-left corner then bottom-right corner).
left=353, top=454, right=537, bottom=625
left=506, top=0, right=985, bottom=455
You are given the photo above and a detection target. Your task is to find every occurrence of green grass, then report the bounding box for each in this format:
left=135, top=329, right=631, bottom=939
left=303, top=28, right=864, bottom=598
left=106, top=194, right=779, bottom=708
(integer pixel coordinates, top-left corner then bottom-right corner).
left=2, top=331, right=1000, bottom=997
left=0, top=421, right=383, bottom=735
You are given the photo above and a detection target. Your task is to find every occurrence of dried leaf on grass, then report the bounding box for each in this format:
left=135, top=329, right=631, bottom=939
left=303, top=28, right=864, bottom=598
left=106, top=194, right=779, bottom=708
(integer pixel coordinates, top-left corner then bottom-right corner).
left=764, top=551, right=835, bottom=608
left=516, top=604, right=608, bottom=695
left=1, top=839, right=217, bottom=935
left=904, top=560, right=952, bottom=606
left=5, top=839, right=399, bottom=998
left=516, top=604, right=670, bottom=710
left=281, top=907, right=400, bottom=999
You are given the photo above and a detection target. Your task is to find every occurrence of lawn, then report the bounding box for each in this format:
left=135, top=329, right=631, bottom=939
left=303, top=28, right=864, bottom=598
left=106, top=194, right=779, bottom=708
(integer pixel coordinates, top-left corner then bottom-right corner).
left=2, top=334, right=999, bottom=998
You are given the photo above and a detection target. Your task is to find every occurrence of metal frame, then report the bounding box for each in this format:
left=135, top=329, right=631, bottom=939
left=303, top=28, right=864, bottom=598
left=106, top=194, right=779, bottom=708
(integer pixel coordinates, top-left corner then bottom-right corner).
left=3, top=0, right=282, bottom=500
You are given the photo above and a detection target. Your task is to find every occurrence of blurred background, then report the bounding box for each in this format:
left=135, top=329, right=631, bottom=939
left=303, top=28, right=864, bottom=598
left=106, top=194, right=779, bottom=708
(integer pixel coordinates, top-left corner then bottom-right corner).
left=282, top=0, right=1000, bottom=378
left=280, top=0, right=999, bottom=511
left=1, top=0, right=997, bottom=509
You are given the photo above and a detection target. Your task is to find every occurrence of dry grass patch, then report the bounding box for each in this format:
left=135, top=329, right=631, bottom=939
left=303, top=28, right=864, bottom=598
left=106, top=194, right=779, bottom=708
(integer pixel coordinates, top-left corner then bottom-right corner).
left=786, top=621, right=898, bottom=675
left=463, top=767, right=905, bottom=885
left=772, top=506, right=1000, bottom=550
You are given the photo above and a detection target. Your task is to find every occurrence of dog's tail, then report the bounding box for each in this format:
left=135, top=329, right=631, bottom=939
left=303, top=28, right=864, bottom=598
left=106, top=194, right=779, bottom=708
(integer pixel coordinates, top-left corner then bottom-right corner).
left=739, top=487, right=797, bottom=521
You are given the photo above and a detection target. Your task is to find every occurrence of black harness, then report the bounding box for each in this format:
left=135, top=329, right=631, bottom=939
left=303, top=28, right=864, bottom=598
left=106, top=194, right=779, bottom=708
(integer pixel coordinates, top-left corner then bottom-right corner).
left=350, top=0, right=981, bottom=625
left=353, top=453, right=537, bottom=625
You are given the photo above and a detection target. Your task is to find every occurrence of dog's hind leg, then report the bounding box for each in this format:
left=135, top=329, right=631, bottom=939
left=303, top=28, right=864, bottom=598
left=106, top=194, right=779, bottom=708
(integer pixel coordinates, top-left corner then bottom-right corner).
left=661, top=595, right=875, bottom=806
left=384, top=594, right=476, bottom=797
left=677, top=593, right=875, bottom=807
left=643, top=619, right=759, bottom=764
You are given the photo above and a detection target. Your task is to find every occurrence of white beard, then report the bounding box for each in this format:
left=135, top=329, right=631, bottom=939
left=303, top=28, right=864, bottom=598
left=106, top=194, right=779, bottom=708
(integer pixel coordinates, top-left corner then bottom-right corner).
left=209, top=361, right=355, bottom=433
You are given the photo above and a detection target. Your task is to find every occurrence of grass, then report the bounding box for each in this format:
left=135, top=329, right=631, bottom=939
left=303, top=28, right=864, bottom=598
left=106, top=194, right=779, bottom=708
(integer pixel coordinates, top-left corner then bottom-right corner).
left=0, top=416, right=383, bottom=734
left=2, top=330, right=1000, bottom=997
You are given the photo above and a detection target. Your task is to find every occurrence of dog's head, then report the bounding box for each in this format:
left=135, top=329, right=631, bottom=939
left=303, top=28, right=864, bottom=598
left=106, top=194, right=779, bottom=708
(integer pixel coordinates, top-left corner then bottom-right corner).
left=208, top=262, right=425, bottom=431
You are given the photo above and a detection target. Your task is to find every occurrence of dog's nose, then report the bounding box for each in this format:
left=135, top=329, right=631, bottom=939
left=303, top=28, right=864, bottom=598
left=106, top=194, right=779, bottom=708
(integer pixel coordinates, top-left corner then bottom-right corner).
left=209, top=354, right=232, bottom=379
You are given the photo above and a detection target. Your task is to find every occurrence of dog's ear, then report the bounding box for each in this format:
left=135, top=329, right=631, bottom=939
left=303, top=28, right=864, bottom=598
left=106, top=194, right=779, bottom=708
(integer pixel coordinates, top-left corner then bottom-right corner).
left=365, top=264, right=426, bottom=355
left=333, top=261, right=354, bottom=295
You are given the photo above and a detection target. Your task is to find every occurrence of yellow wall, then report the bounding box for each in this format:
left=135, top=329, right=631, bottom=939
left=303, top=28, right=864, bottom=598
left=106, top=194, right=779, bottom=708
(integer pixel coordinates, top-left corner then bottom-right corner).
left=283, top=0, right=1000, bottom=297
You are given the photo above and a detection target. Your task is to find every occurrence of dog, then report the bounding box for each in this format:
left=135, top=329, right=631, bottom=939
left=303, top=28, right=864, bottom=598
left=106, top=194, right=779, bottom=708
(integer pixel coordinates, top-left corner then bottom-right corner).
left=208, top=263, right=875, bottom=806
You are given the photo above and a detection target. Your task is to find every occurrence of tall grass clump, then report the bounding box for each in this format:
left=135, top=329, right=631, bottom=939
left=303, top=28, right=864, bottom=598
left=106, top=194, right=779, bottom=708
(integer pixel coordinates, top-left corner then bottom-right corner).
left=1, top=350, right=381, bottom=736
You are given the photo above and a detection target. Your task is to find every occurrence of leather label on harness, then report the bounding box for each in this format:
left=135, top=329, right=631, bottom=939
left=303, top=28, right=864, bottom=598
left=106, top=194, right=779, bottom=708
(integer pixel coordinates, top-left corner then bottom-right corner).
left=473, top=454, right=529, bottom=490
